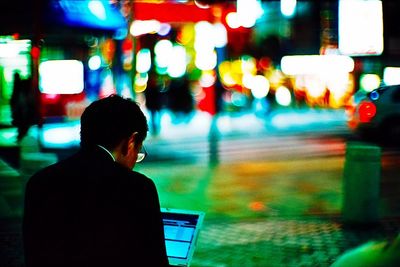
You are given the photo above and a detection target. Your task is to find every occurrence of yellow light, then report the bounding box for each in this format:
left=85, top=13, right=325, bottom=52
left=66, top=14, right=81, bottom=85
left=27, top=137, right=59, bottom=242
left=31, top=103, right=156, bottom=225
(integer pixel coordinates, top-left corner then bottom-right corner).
left=135, top=73, right=148, bottom=87
left=177, top=24, right=194, bottom=45
left=218, top=61, right=231, bottom=74
left=231, top=60, right=242, bottom=74
left=222, top=73, right=236, bottom=86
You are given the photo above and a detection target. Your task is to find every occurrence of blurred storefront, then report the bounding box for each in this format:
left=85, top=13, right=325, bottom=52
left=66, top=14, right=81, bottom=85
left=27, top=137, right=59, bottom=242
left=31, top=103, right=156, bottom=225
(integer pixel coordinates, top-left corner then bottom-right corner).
left=0, top=0, right=128, bottom=125
left=0, top=0, right=398, bottom=129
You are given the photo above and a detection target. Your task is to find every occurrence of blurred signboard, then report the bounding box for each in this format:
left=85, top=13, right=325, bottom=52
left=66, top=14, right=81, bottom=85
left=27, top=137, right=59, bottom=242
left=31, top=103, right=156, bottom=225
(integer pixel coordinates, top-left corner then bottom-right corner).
left=50, top=0, right=127, bottom=31
left=132, top=2, right=215, bottom=23
left=39, top=60, right=84, bottom=94
left=338, top=0, right=383, bottom=56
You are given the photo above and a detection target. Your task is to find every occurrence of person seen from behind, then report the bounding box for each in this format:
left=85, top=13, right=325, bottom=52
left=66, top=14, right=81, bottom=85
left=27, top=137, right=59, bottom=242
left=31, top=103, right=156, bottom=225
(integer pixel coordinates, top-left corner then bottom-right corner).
left=23, top=95, right=169, bottom=267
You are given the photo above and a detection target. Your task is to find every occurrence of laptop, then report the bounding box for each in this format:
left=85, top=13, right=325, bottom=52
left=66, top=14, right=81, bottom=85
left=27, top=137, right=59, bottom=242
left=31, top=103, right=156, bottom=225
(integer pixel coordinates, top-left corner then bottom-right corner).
left=161, top=208, right=205, bottom=267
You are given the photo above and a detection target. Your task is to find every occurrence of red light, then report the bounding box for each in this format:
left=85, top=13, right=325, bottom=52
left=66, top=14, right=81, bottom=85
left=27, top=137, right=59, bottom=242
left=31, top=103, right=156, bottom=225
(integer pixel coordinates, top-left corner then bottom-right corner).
left=258, top=57, right=271, bottom=70
left=358, top=101, right=377, bottom=123
left=31, top=46, right=40, bottom=59
left=122, top=38, right=133, bottom=53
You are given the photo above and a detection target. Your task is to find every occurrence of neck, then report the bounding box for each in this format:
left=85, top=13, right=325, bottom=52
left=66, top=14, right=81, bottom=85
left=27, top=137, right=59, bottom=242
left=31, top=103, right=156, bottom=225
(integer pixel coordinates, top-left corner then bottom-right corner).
left=96, top=144, right=116, bottom=162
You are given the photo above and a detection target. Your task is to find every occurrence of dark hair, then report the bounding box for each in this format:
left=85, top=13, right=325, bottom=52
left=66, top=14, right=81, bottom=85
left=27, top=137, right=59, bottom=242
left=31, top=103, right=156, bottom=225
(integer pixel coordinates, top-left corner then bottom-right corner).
left=80, top=95, right=148, bottom=149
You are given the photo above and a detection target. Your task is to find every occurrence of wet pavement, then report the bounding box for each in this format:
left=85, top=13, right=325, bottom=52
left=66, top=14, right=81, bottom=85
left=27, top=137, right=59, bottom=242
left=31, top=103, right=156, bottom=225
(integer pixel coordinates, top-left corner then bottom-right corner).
left=1, top=108, right=400, bottom=266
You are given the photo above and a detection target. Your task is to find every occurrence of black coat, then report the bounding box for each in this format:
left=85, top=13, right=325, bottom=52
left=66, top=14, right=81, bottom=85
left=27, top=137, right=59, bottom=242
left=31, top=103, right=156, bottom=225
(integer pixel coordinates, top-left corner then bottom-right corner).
left=23, top=146, right=169, bottom=267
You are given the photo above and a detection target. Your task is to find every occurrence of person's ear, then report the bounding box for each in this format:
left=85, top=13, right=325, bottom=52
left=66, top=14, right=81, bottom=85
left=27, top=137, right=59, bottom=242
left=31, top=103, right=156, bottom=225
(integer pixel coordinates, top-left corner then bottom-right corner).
left=121, top=138, right=129, bottom=156
left=123, top=132, right=137, bottom=155
left=131, top=132, right=140, bottom=149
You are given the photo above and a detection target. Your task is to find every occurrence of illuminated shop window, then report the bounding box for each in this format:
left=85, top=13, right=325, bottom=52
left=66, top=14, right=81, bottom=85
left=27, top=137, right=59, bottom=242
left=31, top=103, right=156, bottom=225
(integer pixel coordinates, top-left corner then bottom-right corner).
left=39, top=60, right=84, bottom=94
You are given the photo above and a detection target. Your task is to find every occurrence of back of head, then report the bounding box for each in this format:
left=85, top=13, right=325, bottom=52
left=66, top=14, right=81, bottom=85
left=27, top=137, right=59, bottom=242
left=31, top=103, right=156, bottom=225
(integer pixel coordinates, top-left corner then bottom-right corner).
left=80, top=95, right=148, bottom=150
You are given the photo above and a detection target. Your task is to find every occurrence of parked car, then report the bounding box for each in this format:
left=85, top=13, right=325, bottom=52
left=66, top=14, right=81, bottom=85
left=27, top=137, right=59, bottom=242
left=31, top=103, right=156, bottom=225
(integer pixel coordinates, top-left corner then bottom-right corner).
left=346, top=84, right=400, bottom=145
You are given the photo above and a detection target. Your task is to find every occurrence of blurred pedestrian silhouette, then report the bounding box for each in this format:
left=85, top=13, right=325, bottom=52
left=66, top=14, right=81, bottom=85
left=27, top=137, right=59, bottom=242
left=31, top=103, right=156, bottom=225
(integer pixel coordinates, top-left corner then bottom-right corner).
left=23, top=95, right=169, bottom=267
left=10, top=72, right=37, bottom=143
left=145, top=72, right=164, bottom=136
left=166, top=75, right=194, bottom=123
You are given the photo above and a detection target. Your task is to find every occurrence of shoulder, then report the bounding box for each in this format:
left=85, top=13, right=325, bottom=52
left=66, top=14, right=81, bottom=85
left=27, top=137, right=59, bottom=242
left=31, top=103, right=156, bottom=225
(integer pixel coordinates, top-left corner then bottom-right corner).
left=26, top=152, right=83, bottom=188
left=117, top=166, right=156, bottom=188
left=26, top=158, right=67, bottom=189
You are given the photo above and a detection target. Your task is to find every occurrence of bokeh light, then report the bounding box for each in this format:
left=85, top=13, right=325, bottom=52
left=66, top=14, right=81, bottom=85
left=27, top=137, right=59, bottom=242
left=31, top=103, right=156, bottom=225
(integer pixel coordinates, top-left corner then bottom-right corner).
left=275, top=86, right=292, bottom=106
left=360, top=74, right=381, bottom=93
left=88, top=55, right=101, bottom=70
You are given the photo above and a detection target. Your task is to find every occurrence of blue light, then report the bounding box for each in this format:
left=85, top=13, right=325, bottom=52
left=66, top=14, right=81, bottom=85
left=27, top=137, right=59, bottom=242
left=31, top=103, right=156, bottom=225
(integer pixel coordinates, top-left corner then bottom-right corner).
left=56, top=0, right=127, bottom=32
left=370, top=90, right=379, bottom=101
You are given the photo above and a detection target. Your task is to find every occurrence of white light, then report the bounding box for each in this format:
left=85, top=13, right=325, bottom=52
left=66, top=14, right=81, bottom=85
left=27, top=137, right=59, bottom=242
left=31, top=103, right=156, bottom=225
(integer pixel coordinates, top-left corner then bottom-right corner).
left=384, top=67, right=400, bottom=86
left=158, top=23, right=171, bottom=36
left=281, top=55, right=354, bottom=75
left=88, top=0, right=106, bottom=20
left=326, top=73, right=349, bottom=97
left=194, top=21, right=217, bottom=71
left=226, top=12, right=241, bottom=29
left=195, top=51, right=217, bottom=71
left=136, top=49, right=151, bottom=73
left=213, top=23, right=227, bottom=48
left=249, top=75, right=270, bottom=99
left=194, top=0, right=210, bottom=9
left=155, top=39, right=173, bottom=55
left=360, top=74, right=381, bottom=92
left=275, top=86, right=292, bottom=106
left=0, top=40, right=31, bottom=58
left=231, top=92, right=247, bottom=107
left=154, top=40, right=173, bottom=68
left=240, top=15, right=256, bottom=29
left=195, top=21, right=215, bottom=53
left=241, top=56, right=257, bottom=74
left=339, top=0, right=383, bottom=56
left=221, top=73, right=236, bottom=86
left=167, top=45, right=187, bottom=78
left=135, top=73, right=148, bottom=87
left=306, top=78, right=326, bottom=98
left=236, top=0, right=263, bottom=28
left=99, top=70, right=116, bottom=97
left=88, top=55, right=101, bottom=70
left=281, top=0, right=297, bottom=17
left=199, top=72, right=216, bottom=87
left=39, top=60, right=84, bottom=94
left=130, top=20, right=161, bottom=37
left=242, top=73, right=254, bottom=89
left=42, top=123, right=80, bottom=147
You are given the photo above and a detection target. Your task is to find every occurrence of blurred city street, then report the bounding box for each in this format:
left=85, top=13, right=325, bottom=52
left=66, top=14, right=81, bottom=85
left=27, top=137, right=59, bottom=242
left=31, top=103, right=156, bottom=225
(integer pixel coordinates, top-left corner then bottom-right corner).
left=1, top=0, right=400, bottom=266
left=1, top=107, right=400, bottom=266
